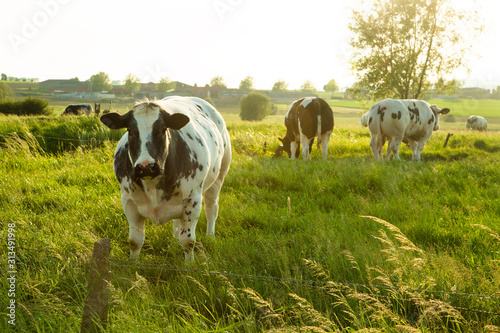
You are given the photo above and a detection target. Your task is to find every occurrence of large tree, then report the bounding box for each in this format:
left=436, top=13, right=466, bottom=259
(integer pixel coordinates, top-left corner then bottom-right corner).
left=210, top=76, right=227, bottom=88
left=349, top=0, right=482, bottom=100
left=272, top=80, right=288, bottom=91
left=123, top=74, right=141, bottom=95
left=90, top=72, right=112, bottom=92
left=239, top=76, right=254, bottom=90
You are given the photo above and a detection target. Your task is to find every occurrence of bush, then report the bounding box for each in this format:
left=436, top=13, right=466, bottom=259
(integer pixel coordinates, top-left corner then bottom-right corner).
left=239, top=92, right=272, bottom=121
left=0, top=97, right=51, bottom=116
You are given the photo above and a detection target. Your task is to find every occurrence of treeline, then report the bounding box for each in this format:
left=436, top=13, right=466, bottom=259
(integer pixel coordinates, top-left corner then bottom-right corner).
left=0, top=98, right=51, bottom=116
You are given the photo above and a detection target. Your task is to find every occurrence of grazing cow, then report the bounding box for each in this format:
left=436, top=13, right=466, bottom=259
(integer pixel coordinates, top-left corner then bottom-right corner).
left=100, top=97, right=231, bottom=261
left=275, top=97, right=334, bottom=159
left=61, top=103, right=93, bottom=116
left=367, top=99, right=450, bottom=161
left=466, top=115, right=487, bottom=131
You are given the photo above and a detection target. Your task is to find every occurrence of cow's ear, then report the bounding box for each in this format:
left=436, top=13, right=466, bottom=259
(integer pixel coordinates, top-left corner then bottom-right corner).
left=163, top=113, right=190, bottom=130
left=100, top=111, right=132, bottom=129
left=440, top=108, right=451, bottom=115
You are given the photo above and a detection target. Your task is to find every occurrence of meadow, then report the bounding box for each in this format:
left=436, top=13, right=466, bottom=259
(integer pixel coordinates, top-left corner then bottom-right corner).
left=0, top=99, right=499, bottom=332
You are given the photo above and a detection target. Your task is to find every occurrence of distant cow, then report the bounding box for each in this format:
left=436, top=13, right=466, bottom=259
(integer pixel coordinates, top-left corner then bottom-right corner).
left=367, top=99, right=450, bottom=161
left=100, top=97, right=231, bottom=261
left=466, top=115, right=487, bottom=131
left=61, top=103, right=93, bottom=116
left=275, top=97, right=334, bottom=159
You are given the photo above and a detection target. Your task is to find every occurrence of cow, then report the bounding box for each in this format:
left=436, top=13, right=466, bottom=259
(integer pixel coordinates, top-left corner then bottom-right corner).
left=367, top=99, right=450, bottom=161
left=275, top=97, right=334, bottom=159
left=466, top=115, right=487, bottom=131
left=100, top=97, right=231, bottom=261
left=61, top=103, right=93, bottom=116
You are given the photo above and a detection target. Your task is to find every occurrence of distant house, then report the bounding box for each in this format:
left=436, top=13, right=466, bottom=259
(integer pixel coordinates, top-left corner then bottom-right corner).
left=40, top=79, right=90, bottom=92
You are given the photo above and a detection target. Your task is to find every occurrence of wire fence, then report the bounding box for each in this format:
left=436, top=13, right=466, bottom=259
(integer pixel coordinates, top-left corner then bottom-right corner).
left=16, top=250, right=500, bottom=318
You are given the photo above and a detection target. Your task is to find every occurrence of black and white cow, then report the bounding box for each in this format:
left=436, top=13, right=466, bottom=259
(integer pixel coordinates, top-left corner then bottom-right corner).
left=61, top=103, right=93, bottom=116
left=275, top=97, right=334, bottom=159
left=100, top=97, right=231, bottom=261
left=367, top=99, right=450, bottom=161
left=466, top=115, right=487, bottom=131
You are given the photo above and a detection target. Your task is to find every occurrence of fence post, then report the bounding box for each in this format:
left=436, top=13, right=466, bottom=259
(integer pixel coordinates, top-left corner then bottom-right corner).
left=443, top=133, right=453, bottom=148
left=81, top=238, right=111, bottom=333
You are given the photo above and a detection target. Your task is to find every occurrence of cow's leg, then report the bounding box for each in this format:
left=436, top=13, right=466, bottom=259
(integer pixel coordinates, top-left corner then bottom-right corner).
left=123, top=199, right=145, bottom=260
left=178, top=195, right=203, bottom=262
left=204, top=179, right=223, bottom=236
left=370, top=135, right=382, bottom=160
left=319, top=131, right=332, bottom=159
left=290, top=141, right=298, bottom=159
left=413, top=141, right=426, bottom=161
left=173, top=219, right=181, bottom=238
left=388, top=137, right=403, bottom=160
left=300, top=134, right=311, bottom=159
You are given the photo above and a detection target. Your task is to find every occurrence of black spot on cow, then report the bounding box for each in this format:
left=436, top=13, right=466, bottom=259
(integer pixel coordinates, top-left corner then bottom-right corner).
left=428, top=115, right=435, bottom=124
left=185, top=210, right=191, bottom=216
left=212, top=167, right=216, bottom=173
left=159, top=131, right=201, bottom=200
left=398, top=111, right=401, bottom=120
left=196, top=136, right=204, bottom=146
left=198, top=165, right=203, bottom=171
left=380, top=112, right=385, bottom=122
left=369, top=117, right=373, bottom=125
left=187, top=133, right=194, bottom=140
left=392, top=113, right=397, bottom=119
left=408, top=103, right=420, bottom=124
left=193, top=201, right=198, bottom=208
left=187, top=234, right=191, bottom=238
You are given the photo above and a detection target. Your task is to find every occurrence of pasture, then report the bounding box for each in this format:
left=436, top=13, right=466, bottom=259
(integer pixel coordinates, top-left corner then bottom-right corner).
left=0, top=99, right=499, bottom=332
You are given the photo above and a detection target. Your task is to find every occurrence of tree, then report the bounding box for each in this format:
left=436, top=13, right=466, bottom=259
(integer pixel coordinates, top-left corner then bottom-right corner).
left=1, top=73, right=7, bottom=81
left=210, top=76, right=227, bottom=88
left=349, top=0, right=482, bottom=100
left=90, top=72, right=112, bottom=92
left=323, top=79, right=339, bottom=93
left=239, top=92, right=272, bottom=121
left=123, top=74, right=141, bottom=95
left=301, top=80, right=316, bottom=93
left=272, top=80, right=288, bottom=91
left=239, top=76, right=254, bottom=90
left=156, top=77, right=176, bottom=92
left=0, top=82, right=14, bottom=101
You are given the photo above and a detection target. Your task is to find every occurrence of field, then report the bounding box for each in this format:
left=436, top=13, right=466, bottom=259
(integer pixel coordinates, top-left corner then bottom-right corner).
left=1, top=99, right=500, bottom=332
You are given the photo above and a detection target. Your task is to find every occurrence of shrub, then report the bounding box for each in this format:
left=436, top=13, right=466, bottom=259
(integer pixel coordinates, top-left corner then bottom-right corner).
left=239, top=92, right=272, bottom=121
left=0, top=97, right=51, bottom=116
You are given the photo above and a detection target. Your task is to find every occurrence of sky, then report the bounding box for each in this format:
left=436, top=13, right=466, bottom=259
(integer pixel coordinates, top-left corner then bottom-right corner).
left=1, top=0, right=500, bottom=91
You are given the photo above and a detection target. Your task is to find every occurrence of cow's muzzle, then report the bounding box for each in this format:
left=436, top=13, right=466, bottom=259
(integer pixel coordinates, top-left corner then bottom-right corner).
left=134, top=162, right=162, bottom=179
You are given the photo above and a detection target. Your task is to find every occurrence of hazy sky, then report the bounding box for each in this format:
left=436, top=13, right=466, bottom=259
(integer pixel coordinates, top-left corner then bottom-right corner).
left=2, top=0, right=500, bottom=90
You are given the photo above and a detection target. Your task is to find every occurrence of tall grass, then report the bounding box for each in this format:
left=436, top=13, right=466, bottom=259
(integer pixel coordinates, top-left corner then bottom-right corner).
left=0, top=114, right=499, bottom=332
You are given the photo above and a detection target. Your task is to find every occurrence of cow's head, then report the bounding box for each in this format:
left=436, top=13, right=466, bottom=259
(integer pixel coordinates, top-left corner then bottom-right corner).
left=101, top=101, right=190, bottom=180
left=430, top=105, right=451, bottom=131
left=276, top=137, right=300, bottom=158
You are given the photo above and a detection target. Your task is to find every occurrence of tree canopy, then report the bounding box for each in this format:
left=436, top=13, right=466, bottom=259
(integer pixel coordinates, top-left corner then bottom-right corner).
left=239, top=92, right=271, bottom=121
left=301, top=80, right=316, bottom=93
left=323, top=79, right=339, bottom=93
left=239, top=76, right=254, bottom=90
left=156, top=77, right=176, bottom=92
left=90, top=72, right=112, bottom=92
left=272, top=80, right=288, bottom=91
left=210, top=76, right=227, bottom=88
left=349, top=0, right=482, bottom=100
left=123, top=74, right=141, bottom=95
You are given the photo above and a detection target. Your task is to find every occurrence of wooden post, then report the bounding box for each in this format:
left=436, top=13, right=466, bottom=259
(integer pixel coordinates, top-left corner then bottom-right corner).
left=81, top=238, right=111, bottom=333
left=443, top=133, right=453, bottom=148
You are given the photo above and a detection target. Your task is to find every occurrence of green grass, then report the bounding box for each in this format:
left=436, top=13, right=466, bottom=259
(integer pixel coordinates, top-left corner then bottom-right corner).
left=1, top=102, right=500, bottom=332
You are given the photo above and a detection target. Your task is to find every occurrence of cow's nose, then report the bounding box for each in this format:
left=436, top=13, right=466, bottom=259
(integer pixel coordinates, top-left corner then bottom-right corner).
left=135, top=162, right=161, bottom=179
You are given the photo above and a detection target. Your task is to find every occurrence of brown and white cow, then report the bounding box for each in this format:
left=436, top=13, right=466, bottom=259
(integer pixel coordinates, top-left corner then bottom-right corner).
left=367, top=99, right=450, bottom=161
left=466, top=115, right=487, bottom=131
left=101, top=97, right=231, bottom=261
left=275, top=97, right=334, bottom=159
